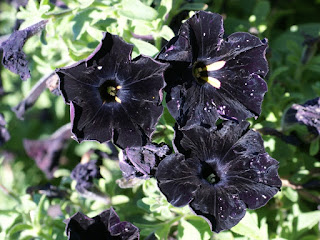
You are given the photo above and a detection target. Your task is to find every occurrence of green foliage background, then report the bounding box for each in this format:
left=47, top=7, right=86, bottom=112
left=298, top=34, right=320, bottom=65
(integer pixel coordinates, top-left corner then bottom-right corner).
left=0, top=0, right=320, bottom=239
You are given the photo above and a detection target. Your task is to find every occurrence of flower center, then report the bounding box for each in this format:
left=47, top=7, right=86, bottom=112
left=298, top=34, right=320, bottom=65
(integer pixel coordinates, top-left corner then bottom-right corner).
left=201, top=162, right=220, bottom=185
left=192, top=60, right=226, bottom=89
left=192, top=61, right=208, bottom=84
left=206, top=173, right=218, bottom=184
left=98, top=80, right=122, bottom=104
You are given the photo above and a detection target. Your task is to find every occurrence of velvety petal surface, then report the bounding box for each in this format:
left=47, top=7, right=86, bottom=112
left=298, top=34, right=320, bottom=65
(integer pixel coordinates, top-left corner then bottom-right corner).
left=173, top=121, right=249, bottom=160
left=157, top=121, right=281, bottom=233
left=65, top=208, right=139, bottom=240
left=157, top=11, right=268, bottom=129
left=57, top=32, right=167, bottom=148
left=156, top=153, right=200, bottom=207
left=190, top=184, right=246, bottom=233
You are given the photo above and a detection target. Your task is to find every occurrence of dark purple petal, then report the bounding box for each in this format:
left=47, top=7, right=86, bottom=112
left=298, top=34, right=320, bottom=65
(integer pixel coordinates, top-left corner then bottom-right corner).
left=156, top=153, right=200, bottom=207
left=120, top=142, right=171, bottom=180
left=0, top=113, right=10, bottom=146
left=190, top=185, right=246, bottom=233
left=157, top=121, right=281, bottom=233
left=157, top=11, right=268, bottom=129
left=0, top=20, right=48, bottom=81
left=23, top=123, right=71, bottom=179
left=71, top=159, right=102, bottom=193
left=293, top=97, right=320, bottom=135
left=26, top=183, right=68, bottom=199
left=65, top=208, right=139, bottom=240
left=173, top=121, right=249, bottom=160
left=158, top=11, right=224, bottom=62
left=57, top=32, right=167, bottom=148
left=109, top=221, right=140, bottom=240
left=174, top=123, right=281, bottom=210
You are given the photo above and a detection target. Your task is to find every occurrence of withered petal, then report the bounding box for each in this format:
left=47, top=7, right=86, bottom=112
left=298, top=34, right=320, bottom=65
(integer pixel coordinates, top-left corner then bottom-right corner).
left=1, top=20, right=48, bottom=81
left=293, top=97, right=320, bottom=135
left=120, top=142, right=171, bottom=180
left=23, top=123, right=71, bottom=179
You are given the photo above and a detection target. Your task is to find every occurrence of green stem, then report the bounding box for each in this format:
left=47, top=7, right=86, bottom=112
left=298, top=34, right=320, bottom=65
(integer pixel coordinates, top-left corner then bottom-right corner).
left=0, top=183, right=21, bottom=203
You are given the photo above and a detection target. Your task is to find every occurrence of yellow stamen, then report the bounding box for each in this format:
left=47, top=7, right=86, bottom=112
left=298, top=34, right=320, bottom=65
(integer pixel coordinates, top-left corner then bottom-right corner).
left=115, top=96, right=122, bottom=103
left=206, top=60, right=226, bottom=71
left=116, top=86, right=122, bottom=90
left=202, top=76, right=221, bottom=89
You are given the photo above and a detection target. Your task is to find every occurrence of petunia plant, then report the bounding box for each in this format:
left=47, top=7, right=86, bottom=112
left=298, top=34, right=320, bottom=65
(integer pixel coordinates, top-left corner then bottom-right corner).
left=5, top=0, right=320, bottom=239
left=54, top=9, right=280, bottom=236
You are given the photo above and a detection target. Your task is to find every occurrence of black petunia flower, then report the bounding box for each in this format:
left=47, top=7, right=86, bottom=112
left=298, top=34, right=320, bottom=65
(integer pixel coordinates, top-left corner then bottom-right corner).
left=71, top=159, right=102, bottom=194
left=157, top=11, right=268, bottom=129
left=65, top=208, right=139, bottom=240
left=23, top=123, right=71, bottom=178
left=56, top=32, right=168, bottom=149
left=119, top=142, right=171, bottom=180
left=0, top=113, right=10, bottom=146
left=156, top=121, right=281, bottom=233
left=284, top=97, right=320, bottom=136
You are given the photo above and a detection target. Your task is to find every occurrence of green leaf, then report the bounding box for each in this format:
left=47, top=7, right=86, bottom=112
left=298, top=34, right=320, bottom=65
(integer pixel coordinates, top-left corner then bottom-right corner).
left=119, top=0, right=158, bottom=21
left=111, top=195, right=130, bottom=205
left=159, top=25, right=174, bottom=41
left=77, top=0, right=94, bottom=9
left=72, top=9, right=94, bottom=40
left=297, top=211, right=320, bottom=231
left=35, top=195, right=46, bottom=227
left=130, top=38, right=159, bottom=56
left=154, top=220, right=176, bottom=240
left=53, top=169, right=71, bottom=178
left=178, top=216, right=211, bottom=240
left=178, top=218, right=202, bottom=240
left=231, top=212, right=266, bottom=240
left=252, top=0, right=270, bottom=25
left=16, top=0, right=50, bottom=28
left=158, top=0, right=172, bottom=19
left=7, top=223, right=33, bottom=237
left=268, top=66, right=289, bottom=86
left=300, top=235, right=320, bottom=240
left=309, top=138, right=319, bottom=156
left=283, top=187, right=299, bottom=202
left=86, top=25, right=104, bottom=41
left=179, top=3, right=207, bottom=11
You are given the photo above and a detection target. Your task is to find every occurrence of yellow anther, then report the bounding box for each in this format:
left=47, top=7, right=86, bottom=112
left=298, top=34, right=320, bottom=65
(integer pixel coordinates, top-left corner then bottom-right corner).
left=115, top=96, right=122, bottom=103
left=202, top=76, right=221, bottom=89
left=206, top=60, right=226, bottom=71
left=116, top=86, right=122, bottom=90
